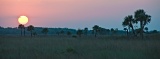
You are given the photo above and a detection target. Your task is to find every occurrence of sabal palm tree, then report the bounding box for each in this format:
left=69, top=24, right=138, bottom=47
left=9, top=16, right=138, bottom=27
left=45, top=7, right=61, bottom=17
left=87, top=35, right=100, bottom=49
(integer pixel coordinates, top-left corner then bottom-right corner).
left=84, top=27, right=88, bottom=35
left=23, top=27, right=25, bottom=36
left=18, top=24, right=24, bottom=36
left=99, top=27, right=107, bottom=35
left=122, top=15, right=136, bottom=36
left=93, top=25, right=99, bottom=37
left=77, top=29, right=83, bottom=37
left=27, top=25, right=34, bottom=37
left=111, top=28, right=114, bottom=35
left=134, top=9, right=151, bottom=38
left=106, top=29, right=110, bottom=35
left=124, top=28, right=128, bottom=36
left=42, top=28, right=49, bottom=35
left=144, top=27, right=148, bottom=33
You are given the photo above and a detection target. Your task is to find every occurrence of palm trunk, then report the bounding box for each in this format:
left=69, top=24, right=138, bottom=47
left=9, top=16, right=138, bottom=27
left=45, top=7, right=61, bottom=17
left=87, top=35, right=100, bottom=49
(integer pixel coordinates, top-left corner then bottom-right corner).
left=21, top=28, right=22, bottom=36
left=95, top=33, right=97, bottom=37
left=128, top=26, right=130, bottom=35
left=130, top=25, right=136, bottom=36
left=95, top=31, right=97, bottom=37
left=140, top=21, right=143, bottom=39
left=126, top=30, right=128, bottom=36
left=24, top=28, right=25, bottom=36
left=31, top=30, right=32, bottom=37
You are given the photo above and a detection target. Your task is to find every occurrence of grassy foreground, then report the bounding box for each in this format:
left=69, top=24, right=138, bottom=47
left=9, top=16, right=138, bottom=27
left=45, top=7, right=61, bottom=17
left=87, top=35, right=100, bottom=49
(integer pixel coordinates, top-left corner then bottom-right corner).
left=0, top=35, right=160, bottom=59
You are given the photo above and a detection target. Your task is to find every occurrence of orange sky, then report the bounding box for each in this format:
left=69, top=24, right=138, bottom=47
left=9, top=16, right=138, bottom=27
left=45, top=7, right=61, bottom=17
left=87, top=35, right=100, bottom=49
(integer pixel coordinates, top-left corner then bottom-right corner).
left=0, top=0, right=160, bottom=30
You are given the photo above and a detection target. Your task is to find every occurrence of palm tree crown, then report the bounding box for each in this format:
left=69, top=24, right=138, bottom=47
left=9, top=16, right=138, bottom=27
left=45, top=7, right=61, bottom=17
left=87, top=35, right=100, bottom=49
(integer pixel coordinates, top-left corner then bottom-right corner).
left=77, top=29, right=83, bottom=37
left=122, top=15, right=136, bottom=36
left=93, top=25, right=99, bottom=37
left=84, top=27, right=88, bottom=35
left=27, top=25, right=34, bottom=37
left=18, top=24, right=24, bottom=36
left=134, top=9, right=151, bottom=38
left=134, top=9, right=151, bottom=26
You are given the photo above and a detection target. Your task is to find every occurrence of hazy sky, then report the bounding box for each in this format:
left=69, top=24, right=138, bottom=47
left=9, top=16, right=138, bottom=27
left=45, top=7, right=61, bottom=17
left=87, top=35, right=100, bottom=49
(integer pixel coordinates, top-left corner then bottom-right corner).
left=0, top=0, right=160, bottom=30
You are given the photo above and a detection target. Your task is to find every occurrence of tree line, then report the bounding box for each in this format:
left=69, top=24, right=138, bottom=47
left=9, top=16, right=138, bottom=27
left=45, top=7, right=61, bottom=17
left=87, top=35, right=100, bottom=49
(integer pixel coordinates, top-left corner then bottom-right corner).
left=17, top=24, right=120, bottom=37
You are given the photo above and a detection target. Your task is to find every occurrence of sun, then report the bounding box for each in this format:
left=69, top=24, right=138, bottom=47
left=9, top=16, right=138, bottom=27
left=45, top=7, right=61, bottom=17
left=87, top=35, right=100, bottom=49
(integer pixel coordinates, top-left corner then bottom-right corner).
left=18, top=16, right=28, bottom=25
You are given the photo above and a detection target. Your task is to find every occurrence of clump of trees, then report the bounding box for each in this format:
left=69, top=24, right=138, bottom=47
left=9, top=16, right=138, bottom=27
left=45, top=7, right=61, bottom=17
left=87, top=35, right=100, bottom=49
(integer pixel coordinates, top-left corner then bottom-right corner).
left=122, top=15, right=135, bottom=36
left=93, top=25, right=99, bottom=37
left=122, top=9, right=151, bottom=39
left=18, top=24, right=25, bottom=36
left=84, top=27, right=88, bottom=35
left=42, top=28, right=49, bottom=35
left=92, top=25, right=114, bottom=37
left=27, top=25, right=34, bottom=37
left=77, top=29, right=83, bottom=37
left=18, top=25, right=35, bottom=37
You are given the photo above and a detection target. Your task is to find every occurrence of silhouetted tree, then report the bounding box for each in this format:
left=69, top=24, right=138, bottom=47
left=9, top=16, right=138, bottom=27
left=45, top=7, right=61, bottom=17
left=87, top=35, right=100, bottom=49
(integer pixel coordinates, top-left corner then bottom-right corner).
left=84, top=27, right=88, bottom=35
left=106, top=29, right=110, bottom=35
left=144, top=27, right=148, bottom=33
left=111, top=28, right=114, bottom=35
left=134, top=9, right=151, bottom=39
left=23, top=27, right=26, bottom=36
left=18, top=24, right=24, bottom=36
left=93, top=25, right=99, bottom=37
left=99, top=27, right=107, bottom=35
left=122, top=15, right=136, bottom=36
left=77, top=29, right=83, bottom=37
left=27, top=25, right=34, bottom=37
left=135, top=28, right=141, bottom=35
left=42, top=28, right=49, bottom=35
left=124, top=28, right=128, bottom=36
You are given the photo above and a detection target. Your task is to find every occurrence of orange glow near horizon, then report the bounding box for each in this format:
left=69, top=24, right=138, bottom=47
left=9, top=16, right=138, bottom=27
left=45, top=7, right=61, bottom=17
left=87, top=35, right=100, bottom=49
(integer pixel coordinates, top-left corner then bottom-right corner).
left=18, top=16, right=28, bottom=25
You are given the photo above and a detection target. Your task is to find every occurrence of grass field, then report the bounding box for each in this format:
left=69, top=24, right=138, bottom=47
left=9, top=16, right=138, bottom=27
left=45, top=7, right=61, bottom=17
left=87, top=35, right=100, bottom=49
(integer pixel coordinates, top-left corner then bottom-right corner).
left=0, top=34, right=160, bottom=59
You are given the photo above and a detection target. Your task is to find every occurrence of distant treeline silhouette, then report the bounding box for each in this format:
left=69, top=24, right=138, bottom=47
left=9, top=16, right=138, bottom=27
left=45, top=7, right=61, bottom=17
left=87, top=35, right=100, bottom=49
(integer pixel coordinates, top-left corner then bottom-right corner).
left=0, top=25, right=158, bottom=36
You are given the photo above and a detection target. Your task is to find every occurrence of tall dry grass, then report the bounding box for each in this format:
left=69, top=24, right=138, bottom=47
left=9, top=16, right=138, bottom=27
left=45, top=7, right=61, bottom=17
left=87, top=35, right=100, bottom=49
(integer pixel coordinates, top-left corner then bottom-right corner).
left=0, top=34, right=160, bottom=59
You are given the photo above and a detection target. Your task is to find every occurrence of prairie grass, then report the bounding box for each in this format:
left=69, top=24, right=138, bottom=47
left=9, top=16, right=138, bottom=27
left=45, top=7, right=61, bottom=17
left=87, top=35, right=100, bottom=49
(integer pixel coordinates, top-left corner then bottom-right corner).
left=0, top=34, right=160, bottom=59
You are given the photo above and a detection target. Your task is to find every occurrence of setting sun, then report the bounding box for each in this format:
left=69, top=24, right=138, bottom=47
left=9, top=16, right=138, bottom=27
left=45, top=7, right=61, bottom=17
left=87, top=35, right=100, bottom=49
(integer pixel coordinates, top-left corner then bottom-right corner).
left=18, top=16, right=28, bottom=25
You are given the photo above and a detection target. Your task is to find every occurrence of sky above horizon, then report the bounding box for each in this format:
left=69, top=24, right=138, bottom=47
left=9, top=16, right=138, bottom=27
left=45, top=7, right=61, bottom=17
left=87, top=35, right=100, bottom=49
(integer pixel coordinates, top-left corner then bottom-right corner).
left=0, top=0, right=160, bottom=30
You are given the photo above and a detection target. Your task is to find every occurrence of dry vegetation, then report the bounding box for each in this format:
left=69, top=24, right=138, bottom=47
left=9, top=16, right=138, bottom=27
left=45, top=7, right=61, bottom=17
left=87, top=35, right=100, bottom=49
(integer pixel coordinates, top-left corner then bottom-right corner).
left=0, top=34, right=160, bottom=59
